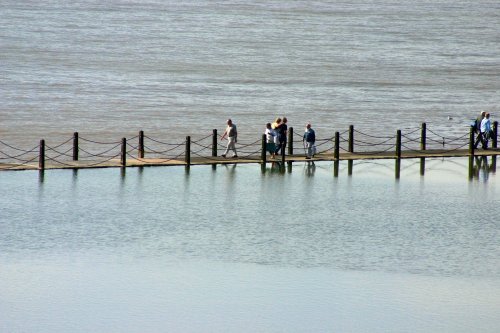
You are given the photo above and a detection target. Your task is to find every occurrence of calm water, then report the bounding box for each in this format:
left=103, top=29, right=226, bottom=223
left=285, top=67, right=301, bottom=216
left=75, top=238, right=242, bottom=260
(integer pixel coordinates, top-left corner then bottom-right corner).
left=1, top=0, right=500, bottom=147
left=1, top=159, right=499, bottom=332
left=1, top=1, right=500, bottom=331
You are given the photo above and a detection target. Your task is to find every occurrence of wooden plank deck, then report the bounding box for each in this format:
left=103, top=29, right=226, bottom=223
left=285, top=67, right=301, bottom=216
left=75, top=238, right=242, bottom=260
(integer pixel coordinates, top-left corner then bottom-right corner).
left=2, top=148, right=499, bottom=171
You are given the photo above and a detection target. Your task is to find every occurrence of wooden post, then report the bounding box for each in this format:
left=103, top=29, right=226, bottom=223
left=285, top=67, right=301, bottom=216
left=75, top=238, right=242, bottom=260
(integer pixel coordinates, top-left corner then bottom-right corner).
left=348, top=160, right=353, bottom=175
left=468, top=155, right=474, bottom=180
left=469, top=126, right=475, bottom=156
left=281, top=139, right=286, bottom=164
left=287, top=127, right=293, bottom=168
left=334, top=131, right=340, bottom=177
left=261, top=134, right=267, bottom=173
left=73, top=132, right=79, bottom=161
left=212, top=129, right=218, bottom=157
left=121, top=138, right=126, bottom=167
left=395, top=130, right=401, bottom=179
left=39, top=139, right=45, bottom=170
left=288, top=127, right=293, bottom=155
left=420, top=123, right=426, bottom=176
left=261, top=134, right=267, bottom=166
left=395, top=159, right=401, bottom=179
left=185, top=136, right=191, bottom=167
left=493, top=121, right=498, bottom=149
left=348, top=125, right=354, bottom=153
left=396, top=130, right=402, bottom=159
left=420, top=122, right=427, bottom=151
left=138, top=130, right=144, bottom=158
left=334, top=131, right=340, bottom=160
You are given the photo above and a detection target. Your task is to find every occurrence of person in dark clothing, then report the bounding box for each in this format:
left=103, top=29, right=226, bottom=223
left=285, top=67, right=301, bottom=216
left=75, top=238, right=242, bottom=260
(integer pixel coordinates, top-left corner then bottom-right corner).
left=275, top=117, right=288, bottom=155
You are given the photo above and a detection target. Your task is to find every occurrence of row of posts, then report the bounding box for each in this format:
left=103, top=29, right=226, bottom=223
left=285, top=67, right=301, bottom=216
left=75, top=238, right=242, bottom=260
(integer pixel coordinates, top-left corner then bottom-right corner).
left=37, top=123, right=498, bottom=178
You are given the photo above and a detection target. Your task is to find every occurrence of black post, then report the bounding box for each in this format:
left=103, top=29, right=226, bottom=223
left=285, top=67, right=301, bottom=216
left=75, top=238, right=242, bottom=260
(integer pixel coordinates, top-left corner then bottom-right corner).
left=468, top=156, right=474, bottom=180
left=396, top=130, right=402, bottom=159
left=493, top=121, right=498, bottom=149
left=334, top=131, right=340, bottom=160
left=73, top=132, right=79, bottom=161
left=395, top=130, right=401, bottom=179
left=138, top=130, right=144, bottom=158
left=185, top=136, right=191, bottom=167
left=420, top=123, right=427, bottom=151
left=281, top=140, right=286, bottom=164
left=420, top=123, right=426, bottom=176
left=261, top=134, right=267, bottom=166
left=334, top=160, right=339, bottom=177
left=469, top=126, right=475, bottom=156
left=39, top=139, right=45, bottom=170
left=348, top=125, right=354, bottom=153
left=212, top=129, right=218, bottom=157
left=121, top=138, right=126, bottom=167
left=288, top=127, right=294, bottom=155
left=348, top=160, right=353, bottom=175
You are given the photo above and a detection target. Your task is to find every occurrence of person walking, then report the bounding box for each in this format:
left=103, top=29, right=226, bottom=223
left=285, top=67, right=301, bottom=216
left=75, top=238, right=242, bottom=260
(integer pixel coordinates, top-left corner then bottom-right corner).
left=480, top=112, right=492, bottom=150
left=474, top=111, right=486, bottom=149
left=303, top=123, right=316, bottom=159
left=220, top=119, right=238, bottom=158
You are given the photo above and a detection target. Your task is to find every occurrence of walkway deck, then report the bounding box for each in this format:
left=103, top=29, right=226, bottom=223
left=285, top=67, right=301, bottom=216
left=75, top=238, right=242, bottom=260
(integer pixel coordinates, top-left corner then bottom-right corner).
left=2, top=148, right=499, bottom=171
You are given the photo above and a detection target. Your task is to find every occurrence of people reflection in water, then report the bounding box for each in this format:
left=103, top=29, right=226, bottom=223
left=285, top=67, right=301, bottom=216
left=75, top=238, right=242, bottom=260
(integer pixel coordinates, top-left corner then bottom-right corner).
left=305, top=161, right=316, bottom=177
left=474, top=156, right=494, bottom=182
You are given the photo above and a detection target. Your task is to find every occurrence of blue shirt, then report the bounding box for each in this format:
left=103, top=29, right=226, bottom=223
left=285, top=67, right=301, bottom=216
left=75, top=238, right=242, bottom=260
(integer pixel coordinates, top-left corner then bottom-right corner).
left=480, top=118, right=491, bottom=133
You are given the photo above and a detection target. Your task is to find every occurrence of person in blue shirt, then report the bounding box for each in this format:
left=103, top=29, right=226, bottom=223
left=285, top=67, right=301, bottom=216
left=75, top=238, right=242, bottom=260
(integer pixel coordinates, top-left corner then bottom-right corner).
left=480, top=113, right=492, bottom=150
left=303, top=123, right=316, bottom=159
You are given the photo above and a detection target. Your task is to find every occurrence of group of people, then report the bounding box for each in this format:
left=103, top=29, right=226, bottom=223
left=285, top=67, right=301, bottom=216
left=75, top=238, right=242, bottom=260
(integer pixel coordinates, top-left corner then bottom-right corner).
left=473, top=111, right=493, bottom=150
left=220, top=118, right=316, bottom=159
left=264, top=117, right=288, bottom=159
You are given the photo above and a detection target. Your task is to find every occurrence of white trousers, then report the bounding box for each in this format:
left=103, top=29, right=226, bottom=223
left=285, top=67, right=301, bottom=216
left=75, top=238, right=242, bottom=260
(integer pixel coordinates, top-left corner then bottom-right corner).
left=224, top=136, right=237, bottom=156
left=306, top=142, right=316, bottom=157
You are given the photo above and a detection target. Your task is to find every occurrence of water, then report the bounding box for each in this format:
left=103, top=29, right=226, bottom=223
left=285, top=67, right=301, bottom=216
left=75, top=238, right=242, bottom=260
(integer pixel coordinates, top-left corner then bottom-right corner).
left=1, top=0, right=500, bottom=147
left=1, top=159, right=500, bottom=332
left=1, top=1, right=500, bottom=331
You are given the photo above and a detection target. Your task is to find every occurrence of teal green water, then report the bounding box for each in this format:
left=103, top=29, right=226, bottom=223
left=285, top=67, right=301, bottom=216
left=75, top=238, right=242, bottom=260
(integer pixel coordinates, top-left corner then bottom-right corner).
left=1, top=158, right=499, bottom=332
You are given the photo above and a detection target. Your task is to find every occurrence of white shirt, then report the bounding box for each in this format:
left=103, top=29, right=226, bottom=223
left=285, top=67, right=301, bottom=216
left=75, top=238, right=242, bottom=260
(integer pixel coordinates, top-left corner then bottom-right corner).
left=265, top=128, right=276, bottom=143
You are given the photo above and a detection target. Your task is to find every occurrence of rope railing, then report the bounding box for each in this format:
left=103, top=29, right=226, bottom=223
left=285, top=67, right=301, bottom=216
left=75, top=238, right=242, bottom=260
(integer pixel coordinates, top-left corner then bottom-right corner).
left=0, top=122, right=497, bottom=170
left=0, top=146, right=40, bottom=161
left=0, top=155, right=40, bottom=170
left=79, top=136, right=122, bottom=145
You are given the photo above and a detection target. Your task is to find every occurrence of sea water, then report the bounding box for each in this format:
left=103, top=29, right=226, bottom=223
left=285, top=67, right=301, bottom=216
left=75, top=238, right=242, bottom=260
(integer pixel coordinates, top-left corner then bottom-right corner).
left=1, top=159, right=499, bottom=332
left=1, top=0, right=499, bottom=147
left=1, top=1, right=500, bottom=331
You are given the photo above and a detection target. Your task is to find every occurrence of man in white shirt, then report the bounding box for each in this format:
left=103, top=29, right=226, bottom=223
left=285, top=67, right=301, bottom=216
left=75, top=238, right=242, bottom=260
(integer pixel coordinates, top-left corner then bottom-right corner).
left=220, top=119, right=238, bottom=158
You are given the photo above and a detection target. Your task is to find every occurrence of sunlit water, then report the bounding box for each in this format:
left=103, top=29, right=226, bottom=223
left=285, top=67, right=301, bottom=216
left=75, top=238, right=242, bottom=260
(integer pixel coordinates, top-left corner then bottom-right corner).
left=1, top=0, right=499, bottom=146
left=1, top=158, right=499, bottom=332
left=1, top=1, right=500, bottom=330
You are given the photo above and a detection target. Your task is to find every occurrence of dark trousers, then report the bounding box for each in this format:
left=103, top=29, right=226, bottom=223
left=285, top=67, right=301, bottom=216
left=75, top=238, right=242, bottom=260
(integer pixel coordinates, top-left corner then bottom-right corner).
left=475, top=132, right=489, bottom=149
left=275, top=140, right=286, bottom=155
left=474, top=132, right=485, bottom=149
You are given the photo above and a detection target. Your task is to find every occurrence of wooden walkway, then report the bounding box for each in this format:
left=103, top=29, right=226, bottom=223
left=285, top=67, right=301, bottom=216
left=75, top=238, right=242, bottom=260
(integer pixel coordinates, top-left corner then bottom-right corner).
left=2, top=148, right=499, bottom=171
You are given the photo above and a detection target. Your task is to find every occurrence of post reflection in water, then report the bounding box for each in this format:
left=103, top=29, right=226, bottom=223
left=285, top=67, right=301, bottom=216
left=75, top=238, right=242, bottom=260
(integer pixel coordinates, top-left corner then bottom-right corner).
left=120, top=167, right=126, bottom=182
left=38, top=170, right=44, bottom=184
